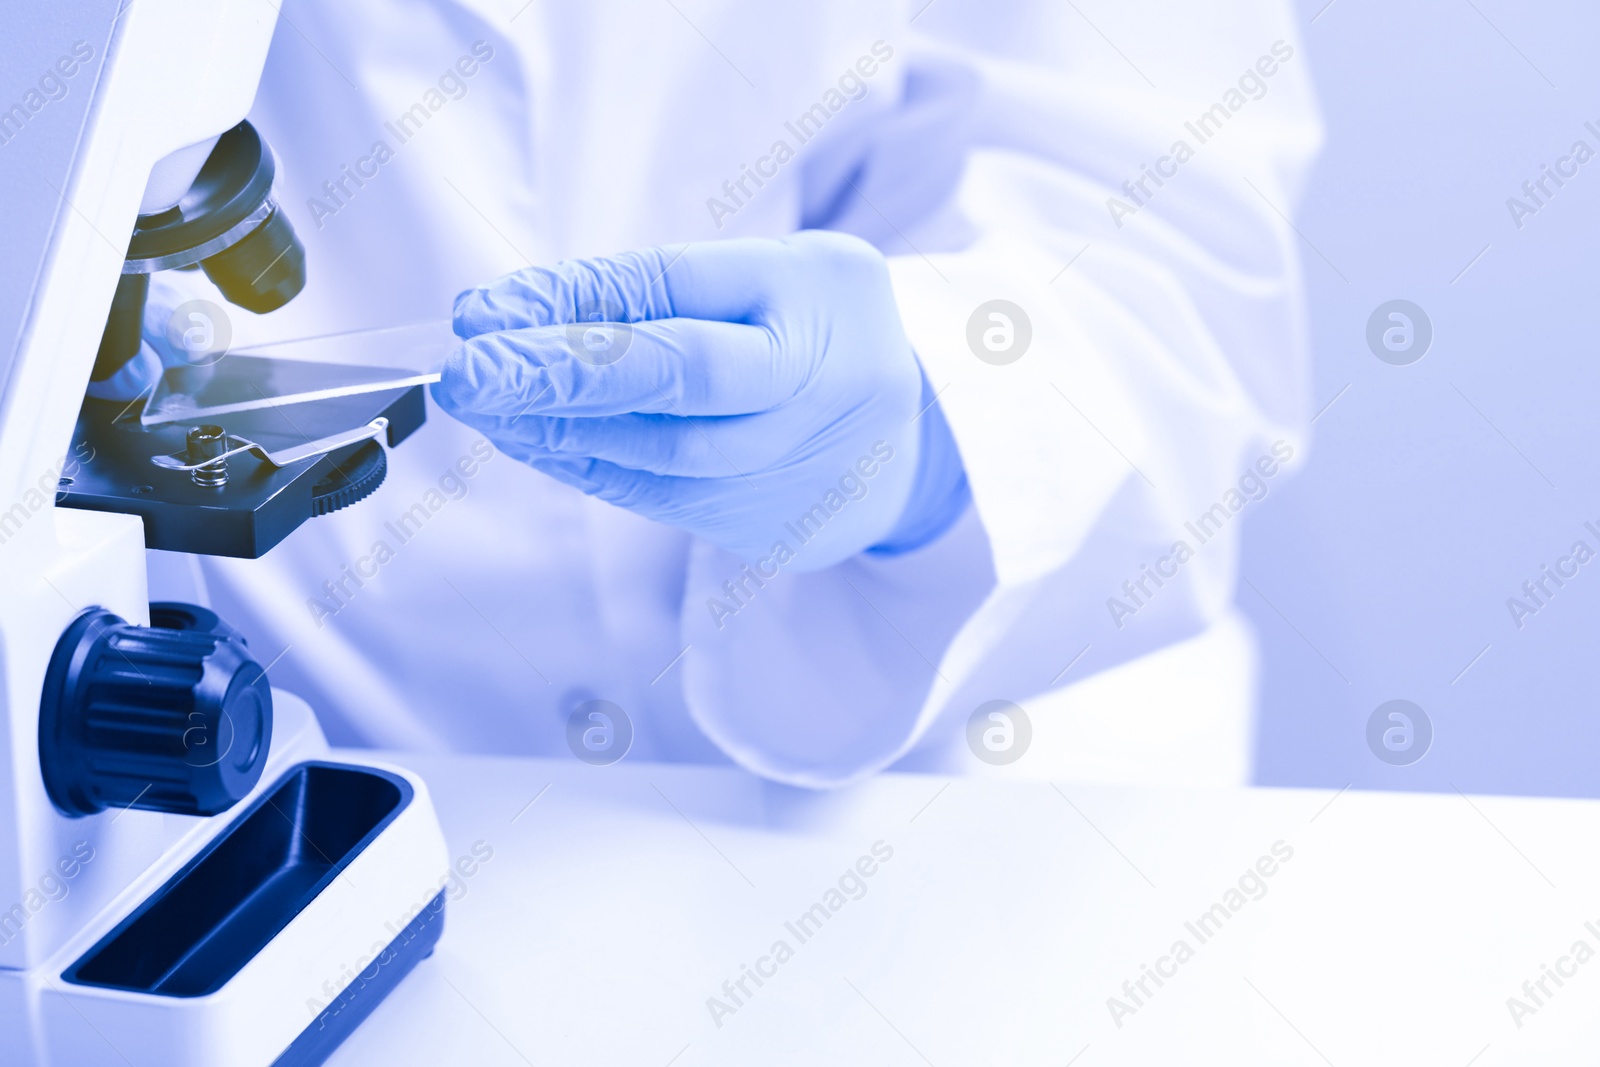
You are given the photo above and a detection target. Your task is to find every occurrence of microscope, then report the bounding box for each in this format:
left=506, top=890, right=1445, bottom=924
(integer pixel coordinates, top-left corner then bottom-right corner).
left=0, top=3, right=450, bottom=1064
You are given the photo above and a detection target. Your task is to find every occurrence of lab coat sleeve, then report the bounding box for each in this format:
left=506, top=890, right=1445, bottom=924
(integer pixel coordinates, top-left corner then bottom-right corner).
left=679, top=1, right=1323, bottom=787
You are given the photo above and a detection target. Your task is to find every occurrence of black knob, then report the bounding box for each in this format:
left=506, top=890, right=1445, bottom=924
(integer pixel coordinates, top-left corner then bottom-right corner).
left=39, top=603, right=273, bottom=817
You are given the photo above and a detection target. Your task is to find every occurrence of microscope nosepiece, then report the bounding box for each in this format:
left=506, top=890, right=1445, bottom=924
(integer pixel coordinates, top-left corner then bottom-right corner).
left=95, top=120, right=306, bottom=381
left=121, top=119, right=307, bottom=307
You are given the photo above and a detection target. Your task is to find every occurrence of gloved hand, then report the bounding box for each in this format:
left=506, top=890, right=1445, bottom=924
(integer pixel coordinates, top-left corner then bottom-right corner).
left=435, top=231, right=970, bottom=571
left=84, top=277, right=232, bottom=402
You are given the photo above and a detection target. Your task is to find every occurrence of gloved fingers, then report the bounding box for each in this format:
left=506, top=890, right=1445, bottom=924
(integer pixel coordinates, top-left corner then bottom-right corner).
left=84, top=342, right=162, bottom=402
left=141, top=279, right=228, bottom=370
left=453, top=246, right=682, bottom=338
left=516, top=453, right=736, bottom=528
left=652, top=237, right=810, bottom=321
left=443, top=410, right=792, bottom=478
left=453, top=238, right=807, bottom=338
left=433, top=316, right=806, bottom=418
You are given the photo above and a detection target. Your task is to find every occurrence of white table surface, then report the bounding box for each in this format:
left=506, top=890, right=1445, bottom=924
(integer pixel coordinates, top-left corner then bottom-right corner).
left=326, top=751, right=1600, bottom=1066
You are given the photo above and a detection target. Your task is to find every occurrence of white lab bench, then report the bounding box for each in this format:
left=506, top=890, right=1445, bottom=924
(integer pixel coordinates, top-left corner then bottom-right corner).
left=326, top=751, right=1600, bottom=1065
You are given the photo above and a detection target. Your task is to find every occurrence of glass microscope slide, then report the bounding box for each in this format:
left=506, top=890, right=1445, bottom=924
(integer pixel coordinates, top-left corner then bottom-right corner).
left=140, top=320, right=454, bottom=426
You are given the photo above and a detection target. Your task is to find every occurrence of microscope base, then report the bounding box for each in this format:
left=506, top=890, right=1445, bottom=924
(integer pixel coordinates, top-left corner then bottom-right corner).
left=17, top=745, right=451, bottom=1066
left=273, top=890, right=445, bottom=1067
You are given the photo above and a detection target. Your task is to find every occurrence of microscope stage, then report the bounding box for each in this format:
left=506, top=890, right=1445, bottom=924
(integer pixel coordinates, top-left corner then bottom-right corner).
left=56, top=382, right=426, bottom=558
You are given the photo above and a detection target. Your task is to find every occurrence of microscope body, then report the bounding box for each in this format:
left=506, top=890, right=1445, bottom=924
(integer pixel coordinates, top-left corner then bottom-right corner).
left=0, top=3, right=449, bottom=1064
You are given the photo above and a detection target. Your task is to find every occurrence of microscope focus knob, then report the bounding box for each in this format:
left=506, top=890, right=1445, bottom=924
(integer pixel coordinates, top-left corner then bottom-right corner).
left=39, top=603, right=273, bottom=818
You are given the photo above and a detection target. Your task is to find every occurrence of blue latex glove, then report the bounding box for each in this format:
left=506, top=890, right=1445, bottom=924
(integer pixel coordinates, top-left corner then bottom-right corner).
left=86, top=283, right=233, bottom=401
left=435, top=231, right=969, bottom=571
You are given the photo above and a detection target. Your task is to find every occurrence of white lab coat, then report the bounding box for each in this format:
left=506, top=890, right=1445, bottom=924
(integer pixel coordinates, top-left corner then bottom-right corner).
left=171, top=0, right=1321, bottom=787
